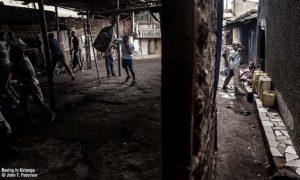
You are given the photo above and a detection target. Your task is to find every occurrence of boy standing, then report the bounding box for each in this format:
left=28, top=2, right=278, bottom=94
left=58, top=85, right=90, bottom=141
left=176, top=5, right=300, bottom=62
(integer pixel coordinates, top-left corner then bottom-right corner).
left=115, top=35, right=136, bottom=86
left=222, top=41, right=244, bottom=96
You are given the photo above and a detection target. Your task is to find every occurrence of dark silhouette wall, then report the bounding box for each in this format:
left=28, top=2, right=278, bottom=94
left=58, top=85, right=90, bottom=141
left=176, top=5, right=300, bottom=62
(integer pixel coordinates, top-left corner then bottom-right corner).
left=161, top=0, right=219, bottom=179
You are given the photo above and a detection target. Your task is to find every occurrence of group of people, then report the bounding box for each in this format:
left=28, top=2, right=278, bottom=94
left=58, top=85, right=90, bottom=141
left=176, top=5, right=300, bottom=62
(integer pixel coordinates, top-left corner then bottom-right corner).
left=107, top=35, right=136, bottom=86
left=48, top=31, right=84, bottom=81
left=0, top=31, right=56, bottom=155
left=0, top=31, right=137, bottom=155
left=49, top=31, right=137, bottom=87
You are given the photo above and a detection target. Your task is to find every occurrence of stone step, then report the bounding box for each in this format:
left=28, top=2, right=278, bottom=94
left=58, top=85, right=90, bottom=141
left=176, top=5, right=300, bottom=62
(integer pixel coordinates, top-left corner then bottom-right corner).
left=254, top=95, right=300, bottom=178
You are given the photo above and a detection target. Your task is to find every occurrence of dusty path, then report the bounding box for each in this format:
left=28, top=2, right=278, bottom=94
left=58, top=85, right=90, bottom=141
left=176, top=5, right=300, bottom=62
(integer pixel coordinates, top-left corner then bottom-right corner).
left=215, top=72, right=270, bottom=180
left=1, top=57, right=161, bottom=180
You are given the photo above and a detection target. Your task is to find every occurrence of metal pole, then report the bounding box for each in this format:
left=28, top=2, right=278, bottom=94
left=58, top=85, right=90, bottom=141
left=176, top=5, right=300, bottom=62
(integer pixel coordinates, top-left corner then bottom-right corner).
left=55, top=4, right=61, bottom=44
left=37, top=0, right=56, bottom=110
left=116, top=0, right=121, bottom=76
left=87, top=12, right=101, bottom=83
left=83, top=16, right=91, bottom=69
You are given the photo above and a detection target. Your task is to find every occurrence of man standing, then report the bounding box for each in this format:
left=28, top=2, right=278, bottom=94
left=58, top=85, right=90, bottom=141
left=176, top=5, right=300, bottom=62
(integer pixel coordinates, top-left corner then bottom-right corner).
left=71, top=31, right=82, bottom=71
left=48, top=33, right=75, bottom=80
left=0, top=32, right=19, bottom=109
left=114, top=35, right=136, bottom=86
left=222, top=41, right=243, bottom=95
left=10, top=45, right=56, bottom=123
left=105, top=43, right=116, bottom=77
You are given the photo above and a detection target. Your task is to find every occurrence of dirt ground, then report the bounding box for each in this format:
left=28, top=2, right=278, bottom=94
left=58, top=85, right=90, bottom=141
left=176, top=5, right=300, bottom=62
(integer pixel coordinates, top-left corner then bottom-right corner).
left=215, top=66, right=270, bottom=180
left=1, top=57, right=161, bottom=180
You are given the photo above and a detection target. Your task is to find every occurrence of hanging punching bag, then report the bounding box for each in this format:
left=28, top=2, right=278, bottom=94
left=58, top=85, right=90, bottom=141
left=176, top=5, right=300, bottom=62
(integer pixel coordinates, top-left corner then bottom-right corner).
left=93, top=18, right=116, bottom=52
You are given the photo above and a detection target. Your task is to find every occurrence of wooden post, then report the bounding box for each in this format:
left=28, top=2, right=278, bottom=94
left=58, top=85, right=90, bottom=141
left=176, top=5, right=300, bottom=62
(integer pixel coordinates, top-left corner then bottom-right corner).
left=132, top=11, right=135, bottom=33
left=55, top=4, right=61, bottom=44
left=37, top=0, right=56, bottom=110
left=116, top=0, right=121, bottom=76
left=161, top=0, right=194, bottom=179
left=83, top=18, right=91, bottom=69
left=87, top=12, right=100, bottom=83
left=83, top=16, right=92, bottom=69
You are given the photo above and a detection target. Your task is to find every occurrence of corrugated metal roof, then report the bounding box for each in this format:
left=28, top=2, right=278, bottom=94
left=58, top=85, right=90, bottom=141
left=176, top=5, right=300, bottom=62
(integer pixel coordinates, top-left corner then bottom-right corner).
left=2, top=0, right=79, bottom=17
left=13, top=0, right=161, bottom=15
left=225, top=9, right=257, bottom=27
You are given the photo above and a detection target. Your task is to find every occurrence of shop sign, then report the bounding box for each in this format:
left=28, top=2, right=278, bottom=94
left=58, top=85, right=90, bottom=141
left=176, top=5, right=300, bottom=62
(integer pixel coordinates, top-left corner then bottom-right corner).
left=139, top=30, right=161, bottom=38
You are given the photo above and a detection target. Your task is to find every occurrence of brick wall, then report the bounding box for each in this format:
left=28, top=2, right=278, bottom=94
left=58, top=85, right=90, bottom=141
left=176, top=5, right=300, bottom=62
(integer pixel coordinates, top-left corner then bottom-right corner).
left=259, top=0, right=300, bottom=149
left=192, top=0, right=218, bottom=179
left=0, top=24, right=41, bottom=40
left=64, top=18, right=132, bottom=37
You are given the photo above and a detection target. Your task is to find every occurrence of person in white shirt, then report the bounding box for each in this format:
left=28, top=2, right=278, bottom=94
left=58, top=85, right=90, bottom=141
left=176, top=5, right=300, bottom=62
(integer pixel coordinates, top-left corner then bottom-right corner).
left=114, top=35, right=136, bottom=86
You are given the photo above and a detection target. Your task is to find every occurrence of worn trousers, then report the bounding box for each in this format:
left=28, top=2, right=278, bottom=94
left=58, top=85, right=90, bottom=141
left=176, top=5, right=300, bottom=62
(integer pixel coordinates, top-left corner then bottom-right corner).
left=20, top=85, right=52, bottom=121
left=52, top=55, right=74, bottom=77
left=223, top=66, right=240, bottom=88
left=72, top=50, right=82, bottom=70
left=105, top=55, right=115, bottom=76
left=0, top=65, right=19, bottom=102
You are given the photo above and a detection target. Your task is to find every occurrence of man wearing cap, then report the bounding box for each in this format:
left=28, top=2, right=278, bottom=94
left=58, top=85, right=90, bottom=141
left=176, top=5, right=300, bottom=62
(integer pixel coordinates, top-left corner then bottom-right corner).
left=222, top=41, right=244, bottom=95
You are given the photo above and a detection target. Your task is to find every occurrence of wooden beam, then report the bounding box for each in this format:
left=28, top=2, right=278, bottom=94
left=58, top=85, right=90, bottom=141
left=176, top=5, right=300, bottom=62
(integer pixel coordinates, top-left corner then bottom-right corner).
left=161, top=0, right=194, bottom=179
left=87, top=12, right=101, bottom=82
left=116, top=0, right=121, bottom=76
left=83, top=16, right=92, bottom=69
left=55, top=4, right=61, bottom=44
left=38, top=0, right=56, bottom=110
left=79, top=5, right=162, bottom=16
left=132, top=11, right=135, bottom=33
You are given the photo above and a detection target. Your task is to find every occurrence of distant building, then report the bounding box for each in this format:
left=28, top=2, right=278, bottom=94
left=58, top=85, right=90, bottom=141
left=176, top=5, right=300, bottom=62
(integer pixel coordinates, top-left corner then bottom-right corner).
left=134, top=12, right=161, bottom=55
left=223, top=0, right=258, bottom=64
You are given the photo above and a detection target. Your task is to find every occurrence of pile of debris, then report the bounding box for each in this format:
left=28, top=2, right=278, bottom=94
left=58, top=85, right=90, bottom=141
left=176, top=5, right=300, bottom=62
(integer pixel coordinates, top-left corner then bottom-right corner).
left=225, top=101, right=251, bottom=116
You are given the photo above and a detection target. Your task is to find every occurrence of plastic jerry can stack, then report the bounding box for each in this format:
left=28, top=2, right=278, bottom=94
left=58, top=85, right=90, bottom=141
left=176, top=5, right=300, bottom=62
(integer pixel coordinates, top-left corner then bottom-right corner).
left=262, top=90, right=276, bottom=107
left=252, top=71, right=267, bottom=94
left=258, top=77, right=272, bottom=100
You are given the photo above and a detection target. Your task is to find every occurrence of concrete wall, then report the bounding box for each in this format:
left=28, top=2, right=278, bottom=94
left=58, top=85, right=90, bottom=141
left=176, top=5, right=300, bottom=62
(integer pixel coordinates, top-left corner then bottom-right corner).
left=240, top=21, right=257, bottom=64
left=233, top=0, right=258, bottom=17
left=259, top=0, right=300, bottom=147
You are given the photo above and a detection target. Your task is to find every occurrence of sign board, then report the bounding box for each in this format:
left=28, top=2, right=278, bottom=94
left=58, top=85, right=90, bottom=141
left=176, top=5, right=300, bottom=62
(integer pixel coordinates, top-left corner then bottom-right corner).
left=138, top=30, right=161, bottom=38
left=135, top=13, right=149, bottom=23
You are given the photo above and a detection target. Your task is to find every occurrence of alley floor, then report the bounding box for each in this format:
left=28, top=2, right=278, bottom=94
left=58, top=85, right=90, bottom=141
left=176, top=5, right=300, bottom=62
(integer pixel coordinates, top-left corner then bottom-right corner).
left=215, top=72, right=270, bottom=180
left=0, top=57, right=161, bottom=180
